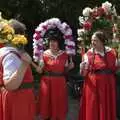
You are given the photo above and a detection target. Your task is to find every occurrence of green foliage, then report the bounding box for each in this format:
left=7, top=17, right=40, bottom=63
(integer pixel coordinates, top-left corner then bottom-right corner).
left=92, top=17, right=112, bottom=32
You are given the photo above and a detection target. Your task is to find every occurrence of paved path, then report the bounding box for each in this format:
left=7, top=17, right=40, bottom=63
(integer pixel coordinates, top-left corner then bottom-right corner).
left=67, top=96, right=79, bottom=120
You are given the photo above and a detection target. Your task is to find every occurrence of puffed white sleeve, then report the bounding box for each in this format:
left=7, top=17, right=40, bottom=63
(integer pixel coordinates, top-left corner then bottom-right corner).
left=2, top=53, right=22, bottom=80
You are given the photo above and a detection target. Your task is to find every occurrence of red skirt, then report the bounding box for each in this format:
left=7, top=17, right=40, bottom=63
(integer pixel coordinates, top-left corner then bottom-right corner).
left=0, top=93, right=3, bottom=120
left=79, top=74, right=116, bottom=120
left=38, top=76, right=68, bottom=120
left=2, top=89, right=35, bottom=120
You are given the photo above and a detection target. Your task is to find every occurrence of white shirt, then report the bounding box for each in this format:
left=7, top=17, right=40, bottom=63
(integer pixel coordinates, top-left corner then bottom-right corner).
left=0, top=47, right=22, bottom=80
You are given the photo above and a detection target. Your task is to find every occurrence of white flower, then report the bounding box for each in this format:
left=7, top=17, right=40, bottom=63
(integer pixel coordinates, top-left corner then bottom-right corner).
left=77, top=37, right=84, bottom=41
left=77, top=29, right=85, bottom=37
left=64, top=29, right=72, bottom=36
left=36, top=26, right=43, bottom=32
left=79, top=16, right=85, bottom=25
left=48, top=18, right=61, bottom=26
left=66, top=47, right=76, bottom=55
left=82, top=7, right=92, bottom=17
left=102, top=1, right=112, bottom=14
left=112, top=6, right=117, bottom=16
left=33, top=56, right=38, bottom=62
left=65, top=40, right=75, bottom=46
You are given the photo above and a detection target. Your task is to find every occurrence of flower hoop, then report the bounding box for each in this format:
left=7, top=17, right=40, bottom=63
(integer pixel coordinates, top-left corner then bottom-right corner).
left=33, top=18, right=75, bottom=62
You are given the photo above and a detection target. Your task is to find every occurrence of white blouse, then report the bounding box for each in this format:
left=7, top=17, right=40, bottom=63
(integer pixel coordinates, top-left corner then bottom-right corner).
left=0, top=47, right=22, bottom=80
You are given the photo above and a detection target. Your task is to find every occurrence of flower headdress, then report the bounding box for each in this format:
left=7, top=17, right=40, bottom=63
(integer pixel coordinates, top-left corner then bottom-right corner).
left=11, top=34, right=28, bottom=49
left=77, top=1, right=119, bottom=54
left=33, top=18, right=75, bottom=62
left=0, top=12, right=28, bottom=49
left=0, top=24, right=28, bottom=48
left=0, top=18, right=15, bottom=43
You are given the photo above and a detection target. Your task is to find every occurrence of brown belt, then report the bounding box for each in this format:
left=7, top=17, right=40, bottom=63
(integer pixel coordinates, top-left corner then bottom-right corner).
left=91, top=69, right=113, bottom=74
left=0, top=82, right=33, bottom=91
left=19, top=82, right=34, bottom=89
left=43, top=71, right=64, bottom=76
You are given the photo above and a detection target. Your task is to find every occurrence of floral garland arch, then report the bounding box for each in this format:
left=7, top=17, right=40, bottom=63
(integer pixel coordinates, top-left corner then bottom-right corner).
left=33, top=18, right=75, bottom=62
left=77, top=1, right=120, bottom=55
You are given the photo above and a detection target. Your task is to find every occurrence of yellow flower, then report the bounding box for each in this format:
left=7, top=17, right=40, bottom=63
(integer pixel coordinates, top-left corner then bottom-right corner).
left=1, top=25, right=14, bottom=35
left=12, top=34, right=28, bottom=46
left=7, top=34, right=13, bottom=40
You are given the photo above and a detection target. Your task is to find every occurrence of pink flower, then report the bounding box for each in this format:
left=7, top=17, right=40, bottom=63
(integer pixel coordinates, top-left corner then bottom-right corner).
left=35, top=33, right=41, bottom=40
left=42, top=25, right=48, bottom=30
left=64, top=35, right=72, bottom=39
left=97, top=7, right=105, bottom=16
left=91, top=7, right=105, bottom=18
left=35, top=31, right=40, bottom=34
left=91, top=8, right=98, bottom=18
left=83, top=21, right=92, bottom=31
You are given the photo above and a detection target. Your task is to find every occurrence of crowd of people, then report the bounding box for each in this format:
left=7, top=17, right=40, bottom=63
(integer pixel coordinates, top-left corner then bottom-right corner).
left=0, top=15, right=120, bottom=120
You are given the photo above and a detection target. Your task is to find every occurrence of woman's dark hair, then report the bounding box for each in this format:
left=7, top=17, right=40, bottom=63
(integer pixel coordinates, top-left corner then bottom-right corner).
left=93, top=31, right=107, bottom=45
left=9, top=19, right=26, bottom=34
left=44, top=27, right=64, bottom=50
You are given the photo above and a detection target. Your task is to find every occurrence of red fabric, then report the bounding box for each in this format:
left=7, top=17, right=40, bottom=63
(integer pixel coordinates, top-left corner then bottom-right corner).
left=39, top=52, right=68, bottom=120
left=2, top=88, right=35, bottom=120
left=79, top=49, right=117, bottom=120
left=0, top=55, right=3, bottom=120
left=0, top=93, right=3, bottom=120
left=0, top=53, right=35, bottom=120
left=0, top=44, right=4, bottom=48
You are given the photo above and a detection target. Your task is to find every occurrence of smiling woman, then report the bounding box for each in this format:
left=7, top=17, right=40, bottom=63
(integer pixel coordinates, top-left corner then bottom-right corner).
left=79, top=30, right=119, bottom=120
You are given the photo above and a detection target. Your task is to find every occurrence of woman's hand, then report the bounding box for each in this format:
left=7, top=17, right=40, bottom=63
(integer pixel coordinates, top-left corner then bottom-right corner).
left=36, top=66, right=43, bottom=74
left=80, top=62, right=89, bottom=76
left=68, top=62, right=75, bottom=70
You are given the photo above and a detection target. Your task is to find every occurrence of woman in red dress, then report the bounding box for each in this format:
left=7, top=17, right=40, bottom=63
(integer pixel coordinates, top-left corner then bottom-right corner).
left=36, top=28, right=74, bottom=120
left=79, top=31, right=119, bottom=120
left=0, top=20, right=35, bottom=120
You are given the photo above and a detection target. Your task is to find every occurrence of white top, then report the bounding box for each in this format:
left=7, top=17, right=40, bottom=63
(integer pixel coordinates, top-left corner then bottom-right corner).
left=0, top=47, right=22, bottom=80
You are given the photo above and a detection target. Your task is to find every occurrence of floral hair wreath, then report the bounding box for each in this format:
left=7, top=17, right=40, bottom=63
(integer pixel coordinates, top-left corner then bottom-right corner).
left=0, top=24, right=28, bottom=48
left=33, top=18, right=75, bottom=62
left=0, top=12, right=28, bottom=48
